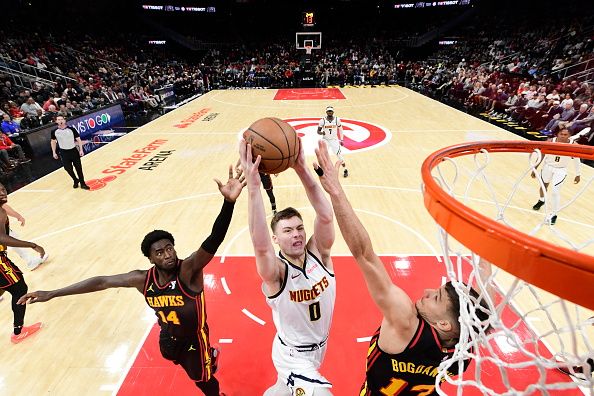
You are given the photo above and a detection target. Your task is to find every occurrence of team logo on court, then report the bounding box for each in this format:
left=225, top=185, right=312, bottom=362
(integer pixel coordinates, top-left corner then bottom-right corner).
left=294, top=388, right=306, bottom=396
left=239, top=118, right=392, bottom=156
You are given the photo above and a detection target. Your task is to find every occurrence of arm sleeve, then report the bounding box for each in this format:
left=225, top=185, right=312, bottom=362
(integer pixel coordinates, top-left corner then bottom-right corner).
left=200, top=199, right=235, bottom=254
left=70, top=128, right=80, bottom=138
left=50, top=128, right=56, bottom=140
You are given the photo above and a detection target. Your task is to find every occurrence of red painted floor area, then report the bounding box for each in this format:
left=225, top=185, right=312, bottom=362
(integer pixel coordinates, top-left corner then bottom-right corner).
left=117, top=256, right=577, bottom=396
left=273, top=88, right=346, bottom=100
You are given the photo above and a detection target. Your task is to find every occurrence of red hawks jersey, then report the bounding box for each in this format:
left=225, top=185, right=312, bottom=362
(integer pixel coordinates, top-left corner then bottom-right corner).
left=143, top=259, right=208, bottom=339
left=360, top=319, right=469, bottom=396
left=267, top=250, right=336, bottom=346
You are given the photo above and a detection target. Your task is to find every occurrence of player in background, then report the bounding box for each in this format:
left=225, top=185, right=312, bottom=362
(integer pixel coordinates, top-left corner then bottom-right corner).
left=531, top=128, right=581, bottom=225
left=317, top=106, right=348, bottom=178
left=312, top=140, right=493, bottom=395
left=240, top=138, right=336, bottom=396
left=0, top=183, right=46, bottom=343
left=18, top=166, right=245, bottom=396
left=259, top=172, right=277, bottom=215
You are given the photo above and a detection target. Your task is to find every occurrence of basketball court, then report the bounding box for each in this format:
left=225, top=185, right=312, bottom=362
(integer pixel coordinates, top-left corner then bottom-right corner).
left=1, top=87, right=592, bottom=395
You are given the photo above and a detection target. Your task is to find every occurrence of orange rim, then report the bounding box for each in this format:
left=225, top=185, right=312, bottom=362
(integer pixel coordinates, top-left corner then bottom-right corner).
left=422, top=140, right=594, bottom=310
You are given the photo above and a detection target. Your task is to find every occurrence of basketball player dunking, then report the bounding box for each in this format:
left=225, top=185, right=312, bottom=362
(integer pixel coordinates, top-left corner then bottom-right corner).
left=531, top=128, right=581, bottom=225
left=317, top=106, right=348, bottom=178
left=239, top=138, right=336, bottom=396
left=18, top=166, right=245, bottom=396
left=313, top=140, right=493, bottom=395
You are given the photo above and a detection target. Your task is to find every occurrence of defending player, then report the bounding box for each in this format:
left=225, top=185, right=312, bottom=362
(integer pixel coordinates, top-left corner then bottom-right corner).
left=317, top=106, right=348, bottom=178
left=18, top=166, right=245, bottom=396
left=531, top=128, right=581, bottom=225
left=239, top=138, right=336, bottom=396
left=0, top=183, right=46, bottom=343
left=312, top=140, right=493, bottom=395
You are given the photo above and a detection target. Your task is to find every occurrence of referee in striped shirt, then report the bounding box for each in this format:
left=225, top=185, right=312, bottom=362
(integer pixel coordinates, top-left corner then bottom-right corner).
left=50, top=115, right=89, bottom=190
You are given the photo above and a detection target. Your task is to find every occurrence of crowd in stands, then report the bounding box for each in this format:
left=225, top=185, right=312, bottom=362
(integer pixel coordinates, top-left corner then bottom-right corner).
left=0, top=0, right=591, bottom=180
left=0, top=30, right=206, bottom=134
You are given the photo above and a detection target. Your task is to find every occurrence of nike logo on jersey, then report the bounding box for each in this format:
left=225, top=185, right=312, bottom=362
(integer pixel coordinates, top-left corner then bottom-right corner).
left=291, top=273, right=301, bottom=279
left=147, top=284, right=154, bottom=292
left=188, top=344, right=196, bottom=351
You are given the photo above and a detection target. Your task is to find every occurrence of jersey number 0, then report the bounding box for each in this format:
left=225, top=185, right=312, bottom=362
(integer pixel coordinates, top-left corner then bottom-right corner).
left=309, top=301, right=321, bottom=321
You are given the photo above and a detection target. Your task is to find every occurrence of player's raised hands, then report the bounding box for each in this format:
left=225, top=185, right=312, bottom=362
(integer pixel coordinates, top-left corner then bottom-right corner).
left=238, top=138, right=262, bottom=188
left=214, top=164, right=246, bottom=203
left=291, top=137, right=307, bottom=172
left=314, top=140, right=344, bottom=196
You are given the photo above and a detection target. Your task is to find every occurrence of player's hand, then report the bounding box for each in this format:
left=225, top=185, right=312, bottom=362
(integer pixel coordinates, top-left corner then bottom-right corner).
left=79, top=150, right=84, bottom=157
left=574, top=175, right=581, bottom=184
left=314, top=140, right=343, bottom=196
left=32, top=244, right=45, bottom=258
left=17, top=215, right=25, bottom=226
left=291, top=137, right=307, bottom=172
left=17, top=290, right=53, bottom=305
left=53, top=153, right=58, bottom=160
left=238, top=139, right=262, bottom=188
left=215, top=164, right=246, bottom=203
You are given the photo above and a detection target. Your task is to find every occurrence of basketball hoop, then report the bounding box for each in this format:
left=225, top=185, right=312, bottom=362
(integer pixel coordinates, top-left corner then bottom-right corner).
left=421, top=140, right=594, bottom=395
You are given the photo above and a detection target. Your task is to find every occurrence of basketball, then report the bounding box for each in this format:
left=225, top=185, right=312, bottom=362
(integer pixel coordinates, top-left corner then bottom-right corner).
left=243, top=117, right=300, bottom=174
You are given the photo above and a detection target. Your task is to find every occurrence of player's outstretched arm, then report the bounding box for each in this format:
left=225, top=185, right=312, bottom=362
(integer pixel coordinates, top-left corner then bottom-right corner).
left=0, top=233, right=45, bottom=257
left=17, top=270, right=147, bottom=305
left=292, top=139, right=335, bottom=260
left=313, top=140, right=416, bottom=328
left=239, top=139, right=281, bottom=293
left=3, top=204, right=25, bottom=226
left=186, top=165, right=245, bottom=275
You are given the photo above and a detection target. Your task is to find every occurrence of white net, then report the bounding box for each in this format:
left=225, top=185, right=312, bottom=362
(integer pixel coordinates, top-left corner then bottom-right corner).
left=428, top=145, right=594, bottom=395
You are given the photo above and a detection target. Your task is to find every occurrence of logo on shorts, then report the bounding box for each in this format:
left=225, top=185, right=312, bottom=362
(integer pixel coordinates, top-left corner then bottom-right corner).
left=295, top=388, right=306, bottom=396
left=238, top=118, right=392, bottom=156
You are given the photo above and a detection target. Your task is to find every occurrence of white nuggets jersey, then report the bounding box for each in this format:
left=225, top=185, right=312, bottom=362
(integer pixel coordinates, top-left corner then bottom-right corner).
left=543, top=137, right=576, bottom=168
left=318, top=116, right=342, bottom=141
left=267, top=250, right=336, bottom=346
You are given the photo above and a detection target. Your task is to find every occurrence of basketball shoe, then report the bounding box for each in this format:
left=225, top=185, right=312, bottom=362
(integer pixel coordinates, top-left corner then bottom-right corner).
left=11, top=322, right=42, bottom=344
left=532, top=200, right=545, bottom=211
left=28, top=253, right=49, bottom=271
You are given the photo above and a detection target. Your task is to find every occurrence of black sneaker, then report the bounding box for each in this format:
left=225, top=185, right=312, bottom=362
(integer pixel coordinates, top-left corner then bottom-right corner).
left=343, top=169, right=348, bottom=178
left=73, top=180, right=79, bottom=189
left=80, top=183, right=90, bottom=190
left=550, top=215, right=557, bottom=225
left=532, top=200, right=544, bottom=211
